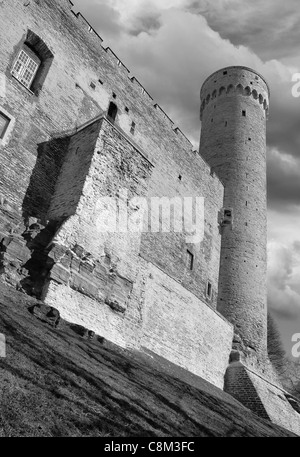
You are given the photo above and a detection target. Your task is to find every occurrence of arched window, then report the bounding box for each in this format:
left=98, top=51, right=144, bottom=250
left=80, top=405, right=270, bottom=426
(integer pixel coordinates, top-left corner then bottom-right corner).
left=107, top=102, right=118, bottom=122
left=11, top=30, right=54, bottom=95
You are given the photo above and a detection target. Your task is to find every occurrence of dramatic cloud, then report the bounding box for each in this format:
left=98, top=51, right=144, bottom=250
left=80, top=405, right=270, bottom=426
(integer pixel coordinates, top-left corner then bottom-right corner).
left=267, top=148, right=300, bottom=210
left=188, top=0, right=300, bottom=61
left=268, top=241, right=300, bottom=319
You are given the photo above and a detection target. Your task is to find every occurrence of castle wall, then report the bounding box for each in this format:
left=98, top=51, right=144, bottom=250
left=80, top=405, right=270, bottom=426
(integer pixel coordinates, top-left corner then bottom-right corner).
left=0, top=0, right=223, bottom=306
left=41, top=118, right=233, bottom=388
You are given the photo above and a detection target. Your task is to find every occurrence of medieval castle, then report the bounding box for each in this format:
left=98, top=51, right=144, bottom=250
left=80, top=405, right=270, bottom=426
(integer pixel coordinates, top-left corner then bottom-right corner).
left=0, top=0, right=300, bottom=435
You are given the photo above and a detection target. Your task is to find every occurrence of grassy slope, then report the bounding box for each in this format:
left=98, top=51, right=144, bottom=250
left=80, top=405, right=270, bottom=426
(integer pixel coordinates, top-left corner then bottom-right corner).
left=0, top=283, right=293, bottom=437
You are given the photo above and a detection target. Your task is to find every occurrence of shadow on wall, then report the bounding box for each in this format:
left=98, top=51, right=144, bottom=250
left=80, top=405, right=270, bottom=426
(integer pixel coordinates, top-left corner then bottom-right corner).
left=22, top=136, right=71, bottom=224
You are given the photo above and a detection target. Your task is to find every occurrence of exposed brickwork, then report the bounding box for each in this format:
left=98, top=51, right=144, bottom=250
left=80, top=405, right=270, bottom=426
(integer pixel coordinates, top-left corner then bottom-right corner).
left=225, top=362, right=300, bottom=435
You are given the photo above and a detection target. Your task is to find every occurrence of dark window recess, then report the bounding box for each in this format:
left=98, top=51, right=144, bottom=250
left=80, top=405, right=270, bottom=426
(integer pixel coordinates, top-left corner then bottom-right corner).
left=90, top=82, right=96, bottom=89
left=11, top=30, right=54, bottom=95
left=125, top=107, right=129, bottom=113
left=107, top=102, right=118, bottom=122
left=178, top=174, right=182, bottom=181
left=223, top=70, right=227, bottom=75
left=285, top=395, right=300, bottom=414
left=130, top=121, right=136, bottom=135
left=186, top=250, right=194, bottom=270
left=211, top=118, right=213, bottom=123
left=225, top=121, right=227, bottom=126
left=112, top=92, right=117, bottom=99
left=98, top=79, right=103, bottom=85
left=206, top=281, right=212, bottom=299
left=0, top=112, right=10, bottom=139
left=248, top=137, right=251, bottom=141
left=242, top=110, right=246, bottom=116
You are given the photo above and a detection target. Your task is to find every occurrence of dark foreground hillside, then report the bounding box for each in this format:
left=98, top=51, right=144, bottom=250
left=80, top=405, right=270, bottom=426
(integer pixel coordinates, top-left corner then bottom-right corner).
left=0, top=283, right=293, bottom=437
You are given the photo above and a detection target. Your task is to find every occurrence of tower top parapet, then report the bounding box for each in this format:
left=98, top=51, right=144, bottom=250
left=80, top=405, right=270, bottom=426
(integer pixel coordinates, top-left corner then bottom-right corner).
left=200, top=66, right=270, bottom=120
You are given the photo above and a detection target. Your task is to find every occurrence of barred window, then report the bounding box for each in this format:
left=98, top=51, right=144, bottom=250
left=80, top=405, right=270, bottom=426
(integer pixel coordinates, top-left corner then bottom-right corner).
left=11, top=47, right=41, bottom=90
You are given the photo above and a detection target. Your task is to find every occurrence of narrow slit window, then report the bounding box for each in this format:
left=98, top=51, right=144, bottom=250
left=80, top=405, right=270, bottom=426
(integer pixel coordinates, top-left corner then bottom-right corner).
left=107, top=102, right=118, bottom=122
left=206, top=281, right=212, bottom=299
left=186, top=250, right=194, bottom=270
left=130, top=121, right=136, bottom=135
left=0, top=112, right=10, bottom=139
left=242, top=110, right=246, bottom=116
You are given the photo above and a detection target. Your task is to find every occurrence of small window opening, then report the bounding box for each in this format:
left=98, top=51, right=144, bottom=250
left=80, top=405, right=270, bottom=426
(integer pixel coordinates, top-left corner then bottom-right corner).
left=246, top=201, right=248, bottom=206
left=130, top=121, right=136, bottom=135
left=11, top=30, right=54, bottom=95
left=225, top=121, right=227, bottom=127
left=248, top=137, right=251, bottom=141
left=206, top=281, right=212, bottom=299
left=98, top=79, right=103, bottom=85
left=178, top=175, right=182, bottom=181
left=0, top=112, right=10, bottom=139
left=90, top=81, right=96, bottom=90
left=107, top=102, right=118, bottom=122
left=285, top=394, right=300, bottom=414
left=112, top=92, right=117, bottom=99
left=186, top=250, right=194, bottom=270
left=211, top=118, right=213, bottom=123
left=242, top=110, right=246, bottom=116
left=223, top=70, right=227, bottom=75
left=125, top=107, right=129, bottom=113
left=12, top=46, right=41, bottom=90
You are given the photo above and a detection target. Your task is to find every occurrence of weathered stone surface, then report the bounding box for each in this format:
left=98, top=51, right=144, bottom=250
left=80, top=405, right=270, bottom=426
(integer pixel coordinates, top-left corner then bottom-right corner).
left=225, top=361, right=300, bottom=436
left=30, top=302, right=60, bottom=327
left=200, top=67, right=269, bottom=360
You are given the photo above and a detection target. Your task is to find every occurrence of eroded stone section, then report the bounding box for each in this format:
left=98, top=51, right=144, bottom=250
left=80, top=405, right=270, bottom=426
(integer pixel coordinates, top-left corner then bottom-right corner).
left=45, top=243, right=133, bottom=315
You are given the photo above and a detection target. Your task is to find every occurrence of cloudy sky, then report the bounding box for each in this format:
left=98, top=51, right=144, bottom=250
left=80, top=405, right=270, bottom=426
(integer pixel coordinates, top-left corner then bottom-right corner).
left=72, top=0, right=300, bottom=358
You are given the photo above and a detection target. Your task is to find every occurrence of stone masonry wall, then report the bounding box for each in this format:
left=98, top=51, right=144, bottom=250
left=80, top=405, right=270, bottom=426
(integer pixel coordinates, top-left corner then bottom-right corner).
left=41, top=117, right=233, bottom=388
left=200, top=67, right=269, bottom=360
left=0, top=0, right=223, bottom=307
left=225, top=362, right=300, bottom=436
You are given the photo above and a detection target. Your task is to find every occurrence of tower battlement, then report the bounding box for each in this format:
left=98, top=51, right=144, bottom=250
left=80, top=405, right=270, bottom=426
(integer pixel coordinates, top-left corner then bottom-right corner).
left=200, top=66, right=269, bottom=120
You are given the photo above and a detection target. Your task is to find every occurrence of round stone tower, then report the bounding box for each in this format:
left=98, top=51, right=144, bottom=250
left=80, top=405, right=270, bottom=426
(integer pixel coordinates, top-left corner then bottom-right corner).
left=199, top=66, right=270, bottom=360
